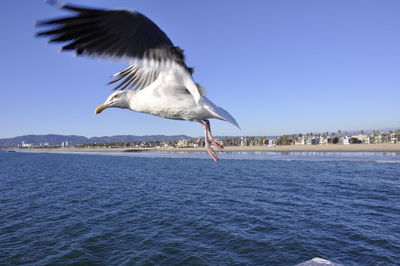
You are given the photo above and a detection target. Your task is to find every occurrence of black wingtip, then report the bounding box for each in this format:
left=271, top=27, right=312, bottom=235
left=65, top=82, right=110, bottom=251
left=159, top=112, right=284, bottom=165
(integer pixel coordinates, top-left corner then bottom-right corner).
left=35, top=19, right=57, bottom=27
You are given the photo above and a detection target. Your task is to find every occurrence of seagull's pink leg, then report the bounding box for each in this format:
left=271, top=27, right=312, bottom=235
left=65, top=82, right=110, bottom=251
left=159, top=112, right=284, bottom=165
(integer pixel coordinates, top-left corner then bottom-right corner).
left=204, top=120, right=224, bottom=150
left=201, top=121, right=218, bottom=162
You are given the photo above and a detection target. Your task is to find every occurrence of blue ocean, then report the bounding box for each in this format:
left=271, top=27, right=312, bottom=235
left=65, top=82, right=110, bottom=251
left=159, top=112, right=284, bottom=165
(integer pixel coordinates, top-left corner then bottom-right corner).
left=1, top=151, right=399, bottom=265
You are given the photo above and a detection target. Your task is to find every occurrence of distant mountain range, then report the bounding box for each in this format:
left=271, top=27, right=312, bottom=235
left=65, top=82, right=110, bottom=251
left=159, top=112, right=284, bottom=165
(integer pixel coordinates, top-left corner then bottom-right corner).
left=0, top=134, right=195, bottom=147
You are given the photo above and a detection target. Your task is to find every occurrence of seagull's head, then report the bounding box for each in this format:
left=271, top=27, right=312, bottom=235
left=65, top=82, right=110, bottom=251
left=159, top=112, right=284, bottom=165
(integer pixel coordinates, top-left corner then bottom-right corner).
left=95, top=90, right=130, bottom=114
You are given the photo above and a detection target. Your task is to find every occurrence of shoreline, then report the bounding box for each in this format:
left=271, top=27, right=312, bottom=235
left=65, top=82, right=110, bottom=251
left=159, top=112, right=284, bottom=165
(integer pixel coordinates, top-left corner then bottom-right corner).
left=8, top=143, right=400, bottom=153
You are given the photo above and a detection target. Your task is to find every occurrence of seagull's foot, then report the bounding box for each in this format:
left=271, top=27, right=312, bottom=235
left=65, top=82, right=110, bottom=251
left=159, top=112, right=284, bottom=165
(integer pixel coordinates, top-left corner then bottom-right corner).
left=206, top=146, right=219, bottom=162
left=201, top=119, right=219, bottom=162
left=210, top=138, right=224, bottom=150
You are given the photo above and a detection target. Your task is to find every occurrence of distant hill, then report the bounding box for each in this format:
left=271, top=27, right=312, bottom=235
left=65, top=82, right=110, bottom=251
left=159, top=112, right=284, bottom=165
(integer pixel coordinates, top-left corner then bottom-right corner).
left=0, top=134, right=194, bottom=147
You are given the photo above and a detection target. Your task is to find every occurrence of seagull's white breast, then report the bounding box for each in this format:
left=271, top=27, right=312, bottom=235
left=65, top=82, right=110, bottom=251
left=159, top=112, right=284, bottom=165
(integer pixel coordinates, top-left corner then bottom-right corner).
left=128, top=79, right=212, bottom=122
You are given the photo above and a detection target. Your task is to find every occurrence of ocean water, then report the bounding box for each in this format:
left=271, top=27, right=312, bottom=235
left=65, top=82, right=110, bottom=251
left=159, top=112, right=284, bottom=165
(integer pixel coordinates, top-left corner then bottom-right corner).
left=0, top=151, right=399, bottom=265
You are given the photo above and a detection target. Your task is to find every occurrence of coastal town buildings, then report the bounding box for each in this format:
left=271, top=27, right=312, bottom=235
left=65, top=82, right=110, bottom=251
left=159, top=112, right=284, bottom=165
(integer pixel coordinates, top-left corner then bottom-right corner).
left=9, top=129, right=400, bottom=150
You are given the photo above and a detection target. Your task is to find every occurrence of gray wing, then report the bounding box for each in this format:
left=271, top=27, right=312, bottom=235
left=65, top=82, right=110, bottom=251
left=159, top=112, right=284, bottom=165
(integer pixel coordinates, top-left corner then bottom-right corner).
left=36, top=1, right=193, bottom=91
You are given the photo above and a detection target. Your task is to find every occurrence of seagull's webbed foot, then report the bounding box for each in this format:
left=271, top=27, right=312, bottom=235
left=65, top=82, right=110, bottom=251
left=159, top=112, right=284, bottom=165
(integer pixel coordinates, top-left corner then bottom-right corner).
left=206, top=141, right=219, bottom=162
left=210, top=138, right=224, bottom=150
left=201, top=120, right=220, bottom=162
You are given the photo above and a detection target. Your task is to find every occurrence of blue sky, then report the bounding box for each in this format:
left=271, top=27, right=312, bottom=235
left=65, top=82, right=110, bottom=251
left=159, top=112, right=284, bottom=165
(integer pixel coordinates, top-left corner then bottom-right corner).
left=1, top=0, right=399, bottom=138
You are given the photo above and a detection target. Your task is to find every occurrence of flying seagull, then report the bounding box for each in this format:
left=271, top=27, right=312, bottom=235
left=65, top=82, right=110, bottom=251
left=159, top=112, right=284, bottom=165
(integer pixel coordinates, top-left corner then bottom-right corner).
left=36, top=1, right=239, bottom=161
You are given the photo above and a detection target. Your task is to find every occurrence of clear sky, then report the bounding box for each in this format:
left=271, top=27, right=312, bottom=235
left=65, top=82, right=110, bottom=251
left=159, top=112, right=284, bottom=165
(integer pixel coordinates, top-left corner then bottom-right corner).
left=1, top=0, right=399, bottom=138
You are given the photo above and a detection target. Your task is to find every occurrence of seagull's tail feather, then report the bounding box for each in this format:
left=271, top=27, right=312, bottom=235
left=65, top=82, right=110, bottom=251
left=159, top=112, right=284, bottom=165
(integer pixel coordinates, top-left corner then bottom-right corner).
left=214, top=106, right=240, bottom=129
left=201, top=97, right=240, bottom=129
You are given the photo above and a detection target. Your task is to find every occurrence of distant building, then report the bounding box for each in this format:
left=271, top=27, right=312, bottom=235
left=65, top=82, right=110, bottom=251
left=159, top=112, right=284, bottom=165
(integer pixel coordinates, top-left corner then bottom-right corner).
left=191, top=138, right=202, bottom=148
left=374, top=135, right=383, bottom=144
left=351, top=134, right=370, bottom=144
left=176, top=139, right=190, bottom=148
left=267, top=139, right=277, bottom=147
left=295, top=137, right=306, bottom=145
left=391, top=133, right=399, bottom=144
left=306, top=137, right=319, bottom=145
left=241, top=137, right=247, bottom=146
left=61, top=141, right=69, bottom=148
left=319, top=136, right=328, bottom=144
left=21, top=141, right=33, bottom=148
left=342, top=137, right=350, bottom=145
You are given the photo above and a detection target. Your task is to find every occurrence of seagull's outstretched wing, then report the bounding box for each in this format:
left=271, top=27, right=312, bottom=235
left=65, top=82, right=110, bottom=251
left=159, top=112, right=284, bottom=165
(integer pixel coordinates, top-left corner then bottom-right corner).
left=36, top=2, right=201, bottom=100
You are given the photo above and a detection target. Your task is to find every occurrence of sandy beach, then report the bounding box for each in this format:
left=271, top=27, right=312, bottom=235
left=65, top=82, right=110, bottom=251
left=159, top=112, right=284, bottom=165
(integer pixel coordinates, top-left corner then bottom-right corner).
left=11, top=143, right=400, bottom=153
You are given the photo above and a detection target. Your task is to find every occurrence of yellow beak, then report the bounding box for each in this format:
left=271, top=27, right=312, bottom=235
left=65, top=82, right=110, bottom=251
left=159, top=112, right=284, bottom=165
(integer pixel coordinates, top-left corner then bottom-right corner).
left=95, top=103, right=110, bottom=114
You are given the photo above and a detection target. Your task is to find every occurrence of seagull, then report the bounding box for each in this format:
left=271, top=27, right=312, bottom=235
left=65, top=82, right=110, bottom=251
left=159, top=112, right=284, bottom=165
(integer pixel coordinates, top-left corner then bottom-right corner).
left=36, top=1, right=239, bottom=161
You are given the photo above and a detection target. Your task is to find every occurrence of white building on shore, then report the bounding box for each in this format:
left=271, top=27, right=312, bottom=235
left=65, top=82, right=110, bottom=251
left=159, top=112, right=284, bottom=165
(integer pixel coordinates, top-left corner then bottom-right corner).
left=391, top=133, right=399, bottom=144
left=61, top=141, right=69, bottom=148
left=21, top=141, right=33, bottom=148
left=342, top=137, right=350, bottom=145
